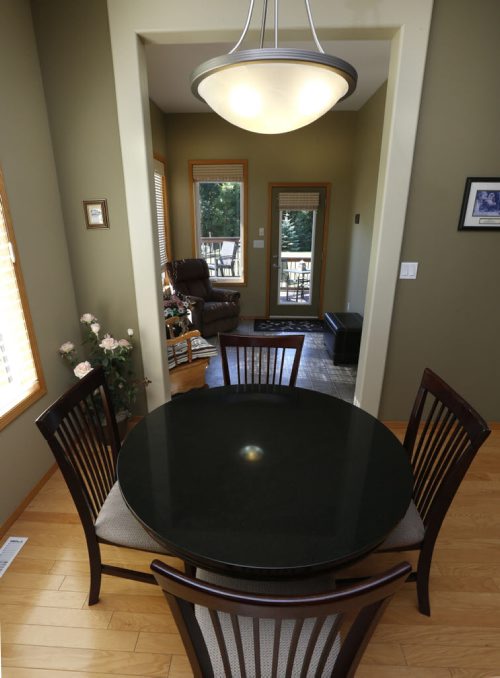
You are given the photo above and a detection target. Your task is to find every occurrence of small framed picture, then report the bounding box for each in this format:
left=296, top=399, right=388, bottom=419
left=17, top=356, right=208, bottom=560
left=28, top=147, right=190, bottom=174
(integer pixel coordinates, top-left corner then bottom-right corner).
left=83, top=199, right=109, bottom=229
left=458, top=178, right=500, bottom=231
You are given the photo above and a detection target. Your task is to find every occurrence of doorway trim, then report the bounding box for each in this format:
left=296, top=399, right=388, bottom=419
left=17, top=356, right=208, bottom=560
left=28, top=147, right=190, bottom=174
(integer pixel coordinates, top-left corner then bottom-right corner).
left=107, top=0, right=434, bottom=416
left=266, top=182, right=330, bottom=319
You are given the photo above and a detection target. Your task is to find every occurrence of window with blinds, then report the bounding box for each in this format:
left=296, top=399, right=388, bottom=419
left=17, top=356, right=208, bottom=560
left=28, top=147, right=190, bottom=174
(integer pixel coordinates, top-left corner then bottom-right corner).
left=190, top=160, right=247, bottom=284
left=0, top=168, right=45, bottom=429
left=153, top=158, right=171, bottom=288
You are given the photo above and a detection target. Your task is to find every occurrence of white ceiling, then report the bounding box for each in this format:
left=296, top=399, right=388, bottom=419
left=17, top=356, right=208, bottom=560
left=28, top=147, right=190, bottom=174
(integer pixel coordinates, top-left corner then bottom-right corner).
left=146, top=40, right=391, bottom=114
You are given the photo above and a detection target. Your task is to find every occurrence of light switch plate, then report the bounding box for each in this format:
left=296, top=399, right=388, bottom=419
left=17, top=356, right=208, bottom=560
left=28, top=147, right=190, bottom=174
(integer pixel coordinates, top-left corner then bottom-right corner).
left=258, top=227, right=265, bottom=236
left=400, top=262, right=418, bottom=279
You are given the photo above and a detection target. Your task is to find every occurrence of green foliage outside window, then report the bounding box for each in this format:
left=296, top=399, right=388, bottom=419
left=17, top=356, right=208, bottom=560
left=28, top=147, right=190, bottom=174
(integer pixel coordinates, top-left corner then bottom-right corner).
left=199, top=182, right=241, bottom=237
left=280, top=210, right=313, bottom=252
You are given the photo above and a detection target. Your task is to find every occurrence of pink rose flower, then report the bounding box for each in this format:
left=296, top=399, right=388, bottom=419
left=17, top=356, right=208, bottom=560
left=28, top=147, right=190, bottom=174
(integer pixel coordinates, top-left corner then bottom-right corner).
left=99, top=334, right=118, bottom=351
left=74, top=361, right=93, bottom=379
left=59, top=341, right=75, bottom=354
left=80, top=313, right=96, bottom=324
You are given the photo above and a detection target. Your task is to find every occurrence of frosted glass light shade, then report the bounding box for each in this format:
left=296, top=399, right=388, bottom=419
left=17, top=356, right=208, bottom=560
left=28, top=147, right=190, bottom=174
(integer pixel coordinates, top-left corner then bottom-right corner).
left=191, top=49, right=357, bottom=135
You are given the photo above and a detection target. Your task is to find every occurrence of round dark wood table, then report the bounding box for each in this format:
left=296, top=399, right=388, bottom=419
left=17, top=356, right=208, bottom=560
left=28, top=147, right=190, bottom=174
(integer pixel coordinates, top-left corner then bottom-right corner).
left=118, top=385, right=413, bottom=578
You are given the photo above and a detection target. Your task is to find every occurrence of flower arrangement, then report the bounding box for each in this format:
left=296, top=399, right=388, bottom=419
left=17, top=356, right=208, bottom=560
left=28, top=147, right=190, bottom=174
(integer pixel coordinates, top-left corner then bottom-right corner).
left=163, top=295, right=190, bottom=319
left=164, top=295, right=192, bottom=337
left=59, top=313, right=140, bottom=416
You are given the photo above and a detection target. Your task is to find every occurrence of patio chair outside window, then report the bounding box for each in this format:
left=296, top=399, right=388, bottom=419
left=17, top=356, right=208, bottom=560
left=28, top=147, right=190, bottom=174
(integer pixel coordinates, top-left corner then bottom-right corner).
left=216, top=240, right=238, bottom=277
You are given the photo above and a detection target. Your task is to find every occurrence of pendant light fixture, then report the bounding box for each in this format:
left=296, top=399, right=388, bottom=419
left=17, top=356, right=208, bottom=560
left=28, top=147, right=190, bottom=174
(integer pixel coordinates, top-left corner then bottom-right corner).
left=191, top=0, right=357, bottom=135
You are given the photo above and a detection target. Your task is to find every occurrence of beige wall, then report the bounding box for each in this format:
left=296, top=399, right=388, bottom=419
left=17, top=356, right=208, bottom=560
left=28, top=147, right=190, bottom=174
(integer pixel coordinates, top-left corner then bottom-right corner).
left=164, top=112, right=357, bottom=317
left=0, top=0, right=80, bottom=525
left=346, top=83, right=387, bottom=315
left=150, top=99, right=168, bottom=159
left=31, top=0, right=147, bottom=412
left=380, top=0, right=500, bottom=421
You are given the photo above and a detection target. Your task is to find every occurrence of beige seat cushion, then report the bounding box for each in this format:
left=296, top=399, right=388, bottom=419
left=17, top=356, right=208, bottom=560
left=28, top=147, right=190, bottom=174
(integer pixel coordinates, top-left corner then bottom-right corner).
left=378, top=499, right=425, bottom=550
left=95, top=482, right=169, bottom=554
left=195, top=568, right=340, bottom=677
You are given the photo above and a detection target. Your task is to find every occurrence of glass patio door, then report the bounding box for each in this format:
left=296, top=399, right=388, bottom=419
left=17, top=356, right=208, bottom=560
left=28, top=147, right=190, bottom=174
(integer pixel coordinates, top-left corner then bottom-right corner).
left=268, top=186, right=327, bottom=318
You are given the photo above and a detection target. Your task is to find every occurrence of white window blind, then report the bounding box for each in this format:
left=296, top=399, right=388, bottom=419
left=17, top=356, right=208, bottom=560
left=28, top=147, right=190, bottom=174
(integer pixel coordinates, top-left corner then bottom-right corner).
left=279, top=192, right=320, bottom=211
left=154, top=171, right=167, bottom=267
left=192, top=163, right=244, bottom=183
left=153, top=159, right=170, bottom=270
left=0, top=173, right=43, bottom=424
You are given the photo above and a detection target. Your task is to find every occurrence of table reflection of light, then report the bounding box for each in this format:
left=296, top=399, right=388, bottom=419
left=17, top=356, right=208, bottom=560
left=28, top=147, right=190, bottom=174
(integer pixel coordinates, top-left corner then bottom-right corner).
left=239, top=445, right=264, bottom=462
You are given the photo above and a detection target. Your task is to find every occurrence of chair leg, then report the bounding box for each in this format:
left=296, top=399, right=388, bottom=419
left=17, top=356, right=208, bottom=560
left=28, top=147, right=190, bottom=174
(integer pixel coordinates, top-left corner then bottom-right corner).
left=416, top=546, right=433, bottom=616
left=88, top=540, right=103, bottom=605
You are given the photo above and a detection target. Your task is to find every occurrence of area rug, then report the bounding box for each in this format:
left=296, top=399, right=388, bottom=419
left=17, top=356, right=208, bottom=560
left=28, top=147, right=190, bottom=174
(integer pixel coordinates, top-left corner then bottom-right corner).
left=254, top=319, right=325, bottom=333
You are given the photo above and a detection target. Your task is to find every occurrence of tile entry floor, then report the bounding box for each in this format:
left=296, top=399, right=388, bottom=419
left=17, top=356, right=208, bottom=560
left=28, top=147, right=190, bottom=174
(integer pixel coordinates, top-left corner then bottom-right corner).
left=204, top=319, right=357, bottom=402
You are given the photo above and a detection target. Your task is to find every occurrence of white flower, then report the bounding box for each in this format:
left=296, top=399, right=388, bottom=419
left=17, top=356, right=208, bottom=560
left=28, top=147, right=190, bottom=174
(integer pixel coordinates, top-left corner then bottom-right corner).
left=59, top=341, right=75, bottom=354
left=80, top=313, right=96, bottom=324
left=74, top=361, right=93, bottom=379
left=90, top=322, right=100, bottom=335
left=118, top=339, right=131, bottom=349
left=127, top=328, right=134, bottom=337
left=99, top=334, right=118, bottom=351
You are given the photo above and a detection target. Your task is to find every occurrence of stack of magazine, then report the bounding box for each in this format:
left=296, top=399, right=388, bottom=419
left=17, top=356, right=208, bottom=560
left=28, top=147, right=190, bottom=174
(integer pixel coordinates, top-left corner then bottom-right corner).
left=167, top=335, right=217, bottom=370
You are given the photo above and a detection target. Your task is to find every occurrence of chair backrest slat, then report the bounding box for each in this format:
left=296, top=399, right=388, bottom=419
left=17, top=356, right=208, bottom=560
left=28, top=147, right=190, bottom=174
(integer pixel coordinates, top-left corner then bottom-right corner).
left=315, top=614, right=343, bottom=676
left=271, top=347, right=278, bottom=384
left=151, top=559, right=411, bottom=678
left=73, top=399, right=113, bottom=505
left=219, top=334, right=304, bottom=387
left=64, top=408, right=108, bottom=519
left=412, top=405, right=455, bottom=503
left=278, top=347, right=286, bottom=385
left=60, top=412, right=105, bottom=519
left=82, top=394, right=115, bottom=486
left=420, top=426, right=468, bottom=521
left=404, top=368, right=490, bottom=526
left=252, top=617, right=261, bottom=678
left=300, top=616, right=325, bottom=678
left=271, top=618, right=282, bottom=676
left=229, top=613, right=247, bottom=678
left=36, top=366, right=120, bottom=527
left=285, top=618, right=303, bottom=678
left=209, top=608, right=232, bottom=677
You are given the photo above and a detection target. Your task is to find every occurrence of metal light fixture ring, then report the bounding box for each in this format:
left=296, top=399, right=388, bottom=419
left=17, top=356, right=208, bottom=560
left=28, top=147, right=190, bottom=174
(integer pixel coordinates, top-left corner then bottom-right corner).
left=191, top=48, right=357, bottom=104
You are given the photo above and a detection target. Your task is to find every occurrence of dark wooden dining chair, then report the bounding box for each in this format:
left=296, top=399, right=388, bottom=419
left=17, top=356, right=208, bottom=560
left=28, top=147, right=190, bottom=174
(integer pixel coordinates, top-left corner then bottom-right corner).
left=219, top=333, right=304, bottom=386
left=377, top=367, right=490, bottom=616
left=151, top=559, right=411, bottom=678
left=35, top=366, right=171, bottom=605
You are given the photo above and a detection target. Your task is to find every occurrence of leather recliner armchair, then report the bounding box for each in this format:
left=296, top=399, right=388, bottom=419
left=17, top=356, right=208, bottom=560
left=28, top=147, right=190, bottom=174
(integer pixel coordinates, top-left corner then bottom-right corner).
left=166, top=258, right=240, bottom=337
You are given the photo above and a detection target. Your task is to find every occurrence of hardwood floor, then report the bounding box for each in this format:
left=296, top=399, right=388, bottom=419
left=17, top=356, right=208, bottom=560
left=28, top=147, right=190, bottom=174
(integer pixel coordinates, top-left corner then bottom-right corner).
left=1, top=428, right=499, bottom=677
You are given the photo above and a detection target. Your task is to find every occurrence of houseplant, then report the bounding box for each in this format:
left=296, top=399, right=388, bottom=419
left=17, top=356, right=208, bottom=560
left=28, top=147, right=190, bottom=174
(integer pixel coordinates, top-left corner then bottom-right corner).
left=59, top=313, right=141, bottom=423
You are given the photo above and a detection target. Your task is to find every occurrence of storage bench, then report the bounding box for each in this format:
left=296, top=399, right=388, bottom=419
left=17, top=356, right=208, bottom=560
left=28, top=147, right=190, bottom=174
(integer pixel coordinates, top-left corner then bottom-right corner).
left=324, top=312, right=363, bottom=365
